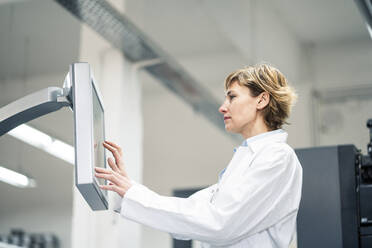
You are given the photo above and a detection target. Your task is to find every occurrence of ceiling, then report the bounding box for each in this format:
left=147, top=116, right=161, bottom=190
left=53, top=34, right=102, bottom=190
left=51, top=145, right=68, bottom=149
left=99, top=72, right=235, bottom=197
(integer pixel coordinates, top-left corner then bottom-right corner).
left=126, top=0, right=369, bottom=57
left=271, top=0, right=369, bottom=43
left=0, top=0, right=80, bottom=80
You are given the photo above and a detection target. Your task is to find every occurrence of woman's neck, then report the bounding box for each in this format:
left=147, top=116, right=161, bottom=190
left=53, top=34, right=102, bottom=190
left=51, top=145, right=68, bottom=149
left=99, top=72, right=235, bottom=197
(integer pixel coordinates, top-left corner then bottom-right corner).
left=241, top=118, right=270, bottom=140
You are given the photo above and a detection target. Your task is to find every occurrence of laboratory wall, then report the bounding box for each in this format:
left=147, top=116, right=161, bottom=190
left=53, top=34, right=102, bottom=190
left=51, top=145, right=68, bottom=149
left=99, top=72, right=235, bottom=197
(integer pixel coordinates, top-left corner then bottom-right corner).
left=311, top=39, right=372, bottom=153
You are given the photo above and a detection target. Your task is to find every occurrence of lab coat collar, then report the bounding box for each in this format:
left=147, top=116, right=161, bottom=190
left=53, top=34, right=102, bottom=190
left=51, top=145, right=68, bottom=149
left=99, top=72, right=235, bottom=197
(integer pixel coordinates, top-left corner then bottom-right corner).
left=245, top=129, right=288, bottom=154
left=222, top=130, right=287, bottom=183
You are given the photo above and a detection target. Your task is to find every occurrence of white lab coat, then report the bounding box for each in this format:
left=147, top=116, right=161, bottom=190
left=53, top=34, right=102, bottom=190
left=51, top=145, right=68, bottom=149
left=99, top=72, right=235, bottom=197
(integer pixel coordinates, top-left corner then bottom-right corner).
left=113, top=130, right=303, bottom=247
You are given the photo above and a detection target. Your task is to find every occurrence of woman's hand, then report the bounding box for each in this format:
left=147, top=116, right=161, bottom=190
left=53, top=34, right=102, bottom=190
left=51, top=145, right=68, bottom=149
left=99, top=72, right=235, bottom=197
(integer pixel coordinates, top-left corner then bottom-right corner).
left=95, top=141, right=132, bottom=197
left=103, top=141, right=128, bottom=177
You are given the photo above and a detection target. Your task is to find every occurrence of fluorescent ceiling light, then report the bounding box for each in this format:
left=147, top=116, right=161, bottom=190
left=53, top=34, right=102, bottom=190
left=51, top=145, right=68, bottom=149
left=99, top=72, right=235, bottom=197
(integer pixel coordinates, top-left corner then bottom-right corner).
left=0, top=166, right=36, bottom=188
left=7, top=124, right=74, bottom=165
left=367, top=24, right=372, bottom=39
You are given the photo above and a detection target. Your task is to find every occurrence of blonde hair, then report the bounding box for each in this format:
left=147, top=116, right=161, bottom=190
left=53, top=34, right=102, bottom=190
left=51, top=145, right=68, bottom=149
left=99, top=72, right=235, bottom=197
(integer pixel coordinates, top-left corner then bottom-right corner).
left=224, top=63, right=297, bottom=130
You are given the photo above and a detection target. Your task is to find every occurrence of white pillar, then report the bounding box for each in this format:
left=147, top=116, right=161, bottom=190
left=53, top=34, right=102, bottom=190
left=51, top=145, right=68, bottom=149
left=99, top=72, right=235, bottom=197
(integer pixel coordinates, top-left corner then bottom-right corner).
left=70, top=1, right=143, bottom=247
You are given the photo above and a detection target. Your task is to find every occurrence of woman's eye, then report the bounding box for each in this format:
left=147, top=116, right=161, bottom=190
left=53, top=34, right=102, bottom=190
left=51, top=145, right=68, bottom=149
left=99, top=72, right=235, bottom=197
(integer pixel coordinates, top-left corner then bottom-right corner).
left=229, top=95, right=236, bottom=100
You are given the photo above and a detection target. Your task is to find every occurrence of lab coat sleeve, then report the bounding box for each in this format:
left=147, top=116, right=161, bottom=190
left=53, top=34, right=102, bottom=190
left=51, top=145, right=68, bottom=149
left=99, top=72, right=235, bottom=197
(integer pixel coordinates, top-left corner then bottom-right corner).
left=170, top=184, right=218, bottom=240
left=111, top=179, right=140, bottom=213
left=119, top=145, right=299, bottom=246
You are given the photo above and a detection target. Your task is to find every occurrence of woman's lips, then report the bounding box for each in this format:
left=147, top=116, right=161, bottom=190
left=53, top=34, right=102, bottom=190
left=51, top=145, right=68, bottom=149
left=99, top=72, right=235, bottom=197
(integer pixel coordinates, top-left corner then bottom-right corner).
left=224, top=117, right=231, bottom=121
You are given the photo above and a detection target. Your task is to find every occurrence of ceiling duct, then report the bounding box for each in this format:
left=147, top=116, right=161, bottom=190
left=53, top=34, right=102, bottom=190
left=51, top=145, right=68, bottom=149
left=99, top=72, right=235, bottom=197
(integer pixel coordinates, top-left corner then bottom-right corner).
left=54, top=0, right=236, bottom=140
left=354, top=0, right=372, bottom=37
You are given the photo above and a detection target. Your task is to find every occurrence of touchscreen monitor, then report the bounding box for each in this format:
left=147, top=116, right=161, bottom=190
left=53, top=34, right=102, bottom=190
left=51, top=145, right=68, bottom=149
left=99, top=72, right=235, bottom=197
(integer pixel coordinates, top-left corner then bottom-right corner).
left=71, top=62, right=108, bottom=211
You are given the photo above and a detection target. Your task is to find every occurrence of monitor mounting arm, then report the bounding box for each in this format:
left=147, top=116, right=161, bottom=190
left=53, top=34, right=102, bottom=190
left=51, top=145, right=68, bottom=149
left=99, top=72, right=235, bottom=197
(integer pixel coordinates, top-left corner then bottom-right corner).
left=0, top=75, right=73, bottom=136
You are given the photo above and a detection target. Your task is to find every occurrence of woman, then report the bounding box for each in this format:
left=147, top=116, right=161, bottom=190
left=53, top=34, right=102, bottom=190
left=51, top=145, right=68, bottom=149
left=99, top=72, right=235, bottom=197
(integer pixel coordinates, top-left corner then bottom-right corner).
left=95, top=64, right=303, bottom=248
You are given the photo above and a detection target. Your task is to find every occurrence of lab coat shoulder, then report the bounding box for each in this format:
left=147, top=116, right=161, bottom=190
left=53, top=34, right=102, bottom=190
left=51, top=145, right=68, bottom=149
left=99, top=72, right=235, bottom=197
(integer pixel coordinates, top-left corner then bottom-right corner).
left=249, top=141, right=301, bottom=179
left=253, top=139, right=293, bottom=160
left=255, top=141, right=303, bottom=187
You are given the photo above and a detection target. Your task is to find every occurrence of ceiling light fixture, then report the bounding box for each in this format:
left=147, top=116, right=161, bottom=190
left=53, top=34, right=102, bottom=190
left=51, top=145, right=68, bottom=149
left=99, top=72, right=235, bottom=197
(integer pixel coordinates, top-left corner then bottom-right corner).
left=7, top=124, right=74, bottom=165
left=0, top=166, right=36, bottom=188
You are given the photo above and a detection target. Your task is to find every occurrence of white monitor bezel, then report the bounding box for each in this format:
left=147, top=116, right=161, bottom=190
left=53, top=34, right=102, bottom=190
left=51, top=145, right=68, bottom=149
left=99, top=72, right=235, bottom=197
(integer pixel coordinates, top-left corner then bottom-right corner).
left=71, top=62, right=108, bottom=211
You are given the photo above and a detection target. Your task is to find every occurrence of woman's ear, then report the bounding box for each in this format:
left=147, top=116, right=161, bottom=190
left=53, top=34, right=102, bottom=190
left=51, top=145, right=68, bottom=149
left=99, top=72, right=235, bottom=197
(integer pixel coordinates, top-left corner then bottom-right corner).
left=257, top=92, right=270, bottom=110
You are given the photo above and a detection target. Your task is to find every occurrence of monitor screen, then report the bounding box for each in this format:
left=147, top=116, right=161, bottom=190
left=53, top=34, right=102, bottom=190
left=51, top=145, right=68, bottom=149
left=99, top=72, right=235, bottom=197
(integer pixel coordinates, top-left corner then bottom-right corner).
left=92, top=83, right=105, bottom=186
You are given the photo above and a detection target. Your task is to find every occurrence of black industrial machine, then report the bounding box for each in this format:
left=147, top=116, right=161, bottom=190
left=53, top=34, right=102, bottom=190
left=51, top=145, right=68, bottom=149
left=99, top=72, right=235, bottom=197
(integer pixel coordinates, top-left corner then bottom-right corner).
left=358, top=119, right=372, bottom=246
left=296, top=119, right=372, bottom=247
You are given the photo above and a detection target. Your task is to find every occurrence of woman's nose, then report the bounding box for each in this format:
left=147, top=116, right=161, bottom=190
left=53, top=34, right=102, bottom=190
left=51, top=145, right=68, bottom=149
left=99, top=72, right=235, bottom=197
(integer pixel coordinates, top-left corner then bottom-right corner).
left=219, top=103, right=227, bottom=114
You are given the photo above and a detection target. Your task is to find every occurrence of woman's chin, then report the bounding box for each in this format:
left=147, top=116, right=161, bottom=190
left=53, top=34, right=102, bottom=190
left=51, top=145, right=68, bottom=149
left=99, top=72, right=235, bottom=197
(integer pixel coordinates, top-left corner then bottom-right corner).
left=225, top=125, right=237, bottom=133
left=224, top=124, right=230, bottom=131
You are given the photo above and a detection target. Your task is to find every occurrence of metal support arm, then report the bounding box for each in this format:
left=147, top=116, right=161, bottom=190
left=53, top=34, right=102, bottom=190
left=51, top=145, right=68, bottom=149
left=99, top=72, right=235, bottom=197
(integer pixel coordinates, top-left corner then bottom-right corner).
left=0, top=87, right=72, bottom=136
